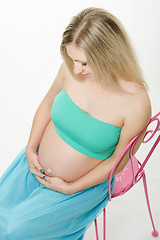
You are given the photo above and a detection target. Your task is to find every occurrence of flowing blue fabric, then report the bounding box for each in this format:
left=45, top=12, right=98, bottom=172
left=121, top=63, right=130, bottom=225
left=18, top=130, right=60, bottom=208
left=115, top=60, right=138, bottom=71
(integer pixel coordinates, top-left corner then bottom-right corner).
left=0, top=147, right=115, bottom=239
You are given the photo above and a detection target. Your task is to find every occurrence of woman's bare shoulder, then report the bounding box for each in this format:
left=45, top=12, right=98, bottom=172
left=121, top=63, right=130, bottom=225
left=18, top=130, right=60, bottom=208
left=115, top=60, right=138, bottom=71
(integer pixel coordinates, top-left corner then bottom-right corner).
left=119, top=80, right=150, bottom=109
left=114, top=78, right=151, bottom=130
left=126, top=82, right=151, bottom=111
left=123, top=84, right=151, bottom=131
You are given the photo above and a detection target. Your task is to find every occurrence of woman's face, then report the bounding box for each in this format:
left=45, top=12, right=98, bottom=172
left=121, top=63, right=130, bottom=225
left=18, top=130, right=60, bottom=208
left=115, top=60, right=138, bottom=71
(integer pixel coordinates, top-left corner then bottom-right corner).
left=66, top=43, right=95, bottom=80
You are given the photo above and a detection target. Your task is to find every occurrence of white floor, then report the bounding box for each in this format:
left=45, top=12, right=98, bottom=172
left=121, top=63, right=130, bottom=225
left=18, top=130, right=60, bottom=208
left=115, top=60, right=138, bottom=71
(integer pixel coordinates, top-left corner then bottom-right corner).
left=85, top=187, right=160, bottom=240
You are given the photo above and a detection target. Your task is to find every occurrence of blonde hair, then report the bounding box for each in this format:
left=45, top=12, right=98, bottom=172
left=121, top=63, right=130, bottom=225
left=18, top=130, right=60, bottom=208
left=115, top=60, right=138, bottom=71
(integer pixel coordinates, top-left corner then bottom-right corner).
left=60, top=7, right=147, bottom=91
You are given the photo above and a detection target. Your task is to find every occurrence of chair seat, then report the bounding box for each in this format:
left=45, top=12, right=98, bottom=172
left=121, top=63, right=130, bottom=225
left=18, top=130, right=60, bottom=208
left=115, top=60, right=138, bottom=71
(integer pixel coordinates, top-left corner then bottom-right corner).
left=112, top=156, right=139, bottom=197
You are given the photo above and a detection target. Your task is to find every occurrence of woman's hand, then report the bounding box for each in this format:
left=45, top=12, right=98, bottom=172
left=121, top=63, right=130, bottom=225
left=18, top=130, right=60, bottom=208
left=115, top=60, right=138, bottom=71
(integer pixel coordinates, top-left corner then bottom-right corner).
left=26, top=146, right=45, bottom=178
left=35, top=175, right=73, bottom=195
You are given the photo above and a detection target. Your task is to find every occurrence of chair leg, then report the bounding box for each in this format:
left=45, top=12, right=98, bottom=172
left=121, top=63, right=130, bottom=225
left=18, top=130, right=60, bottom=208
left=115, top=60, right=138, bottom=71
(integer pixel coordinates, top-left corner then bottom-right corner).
left=142, top=174, right=159, bottom=237
left=94, top=219, right=99, bottom=240
left=103, top=208, right=106, bottom=240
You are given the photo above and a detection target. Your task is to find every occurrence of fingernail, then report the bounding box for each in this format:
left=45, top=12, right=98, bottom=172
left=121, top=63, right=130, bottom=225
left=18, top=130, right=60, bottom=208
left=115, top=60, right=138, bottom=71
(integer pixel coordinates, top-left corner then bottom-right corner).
left=43, top=176, right=45, bottom=179
left=40, top=169, right=43, bottom=173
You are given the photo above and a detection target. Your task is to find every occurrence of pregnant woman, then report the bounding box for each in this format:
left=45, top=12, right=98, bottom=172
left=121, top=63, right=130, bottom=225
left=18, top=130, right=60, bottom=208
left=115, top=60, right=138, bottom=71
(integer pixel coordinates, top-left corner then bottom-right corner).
left=0, top=7, right=151, bottom=239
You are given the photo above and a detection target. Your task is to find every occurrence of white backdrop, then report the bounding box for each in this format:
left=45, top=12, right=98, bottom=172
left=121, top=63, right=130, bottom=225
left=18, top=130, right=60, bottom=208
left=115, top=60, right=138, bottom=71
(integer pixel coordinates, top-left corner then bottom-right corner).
left=0, top=0, right=159, bottom=239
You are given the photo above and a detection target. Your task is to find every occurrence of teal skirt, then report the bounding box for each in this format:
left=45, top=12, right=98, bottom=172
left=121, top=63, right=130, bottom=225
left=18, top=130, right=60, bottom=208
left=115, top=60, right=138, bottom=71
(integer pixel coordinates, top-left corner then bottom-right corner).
left=0, top=147, right=115, bottom=239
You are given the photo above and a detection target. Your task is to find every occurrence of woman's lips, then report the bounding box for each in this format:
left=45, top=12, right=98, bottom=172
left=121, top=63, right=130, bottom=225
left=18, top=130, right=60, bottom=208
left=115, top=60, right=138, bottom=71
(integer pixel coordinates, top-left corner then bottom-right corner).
left=83, top=73, right=89, bottom=77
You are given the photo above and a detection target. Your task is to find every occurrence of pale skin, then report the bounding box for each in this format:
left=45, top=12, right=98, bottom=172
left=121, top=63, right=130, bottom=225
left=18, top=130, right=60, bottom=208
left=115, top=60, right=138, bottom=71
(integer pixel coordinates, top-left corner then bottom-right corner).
left=26, top=43, right=151, bottom=195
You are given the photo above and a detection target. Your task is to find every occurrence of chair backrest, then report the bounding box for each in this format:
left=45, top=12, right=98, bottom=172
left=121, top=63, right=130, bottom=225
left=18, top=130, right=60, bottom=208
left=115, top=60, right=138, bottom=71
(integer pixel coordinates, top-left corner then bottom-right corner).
left=108, top=112, right=160, bottom=201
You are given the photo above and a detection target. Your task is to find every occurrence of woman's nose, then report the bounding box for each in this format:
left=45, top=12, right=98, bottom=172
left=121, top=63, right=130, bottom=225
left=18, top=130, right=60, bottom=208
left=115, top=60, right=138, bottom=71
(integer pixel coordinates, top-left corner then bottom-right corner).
left=73, top=62, right=83, bottom=75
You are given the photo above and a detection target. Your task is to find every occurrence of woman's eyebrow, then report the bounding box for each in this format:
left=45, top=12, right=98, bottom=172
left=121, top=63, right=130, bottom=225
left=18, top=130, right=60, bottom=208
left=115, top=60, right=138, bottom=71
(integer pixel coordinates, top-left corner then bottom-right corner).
left=75, top=59, right=87, bottom=64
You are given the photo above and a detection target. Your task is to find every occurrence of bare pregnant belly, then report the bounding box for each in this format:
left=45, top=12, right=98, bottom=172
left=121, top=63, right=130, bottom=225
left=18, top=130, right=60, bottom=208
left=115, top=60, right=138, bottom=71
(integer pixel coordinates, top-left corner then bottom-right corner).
left=38, top=121, right=103, bottom=182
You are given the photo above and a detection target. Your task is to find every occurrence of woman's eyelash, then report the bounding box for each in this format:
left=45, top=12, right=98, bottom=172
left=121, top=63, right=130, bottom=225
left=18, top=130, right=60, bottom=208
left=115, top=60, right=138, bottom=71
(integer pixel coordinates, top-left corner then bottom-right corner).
left=82, top=62, right=87, bottom=66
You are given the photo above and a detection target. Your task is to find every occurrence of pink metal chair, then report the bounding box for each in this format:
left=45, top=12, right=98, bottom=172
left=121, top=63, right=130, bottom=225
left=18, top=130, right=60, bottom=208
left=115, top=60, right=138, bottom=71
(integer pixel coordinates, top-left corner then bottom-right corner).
left=94, top=112, right=160, bottom=239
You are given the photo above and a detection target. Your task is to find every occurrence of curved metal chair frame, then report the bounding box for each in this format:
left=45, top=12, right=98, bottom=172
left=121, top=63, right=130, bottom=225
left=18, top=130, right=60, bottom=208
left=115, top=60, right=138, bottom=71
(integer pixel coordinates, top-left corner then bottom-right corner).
left=94, top=112, right=160, bottom=239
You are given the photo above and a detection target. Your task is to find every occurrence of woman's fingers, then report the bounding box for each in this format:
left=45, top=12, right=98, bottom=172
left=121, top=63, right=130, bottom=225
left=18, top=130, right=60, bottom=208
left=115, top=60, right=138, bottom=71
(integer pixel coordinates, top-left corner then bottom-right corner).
left=34, top=160, right=44, bottom=173
left=31, top=168, right=45, bottom=178
left=26, top=149, right=45, bottom=177
left=29, top=159, right=45, bottom=177
left=35, top=175, right=50, bottom=189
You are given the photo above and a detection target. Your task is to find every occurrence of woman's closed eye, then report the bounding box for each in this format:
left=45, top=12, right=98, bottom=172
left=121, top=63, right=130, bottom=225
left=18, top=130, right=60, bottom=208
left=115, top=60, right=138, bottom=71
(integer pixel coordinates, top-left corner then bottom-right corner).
left=82, top=62, right=87, bottom=66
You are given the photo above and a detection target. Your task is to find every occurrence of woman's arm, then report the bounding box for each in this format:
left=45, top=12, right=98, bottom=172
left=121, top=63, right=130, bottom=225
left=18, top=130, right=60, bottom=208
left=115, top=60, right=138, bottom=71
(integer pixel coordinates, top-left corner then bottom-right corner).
left=26, top=63, right=65, bottom=152
left=26, top=62, right=65, bottom=177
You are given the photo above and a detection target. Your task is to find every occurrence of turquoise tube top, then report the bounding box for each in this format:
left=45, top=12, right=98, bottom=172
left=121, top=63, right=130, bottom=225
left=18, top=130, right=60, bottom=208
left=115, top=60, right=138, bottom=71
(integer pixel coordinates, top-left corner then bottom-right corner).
left=51, top=88, right=121, bottom=160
